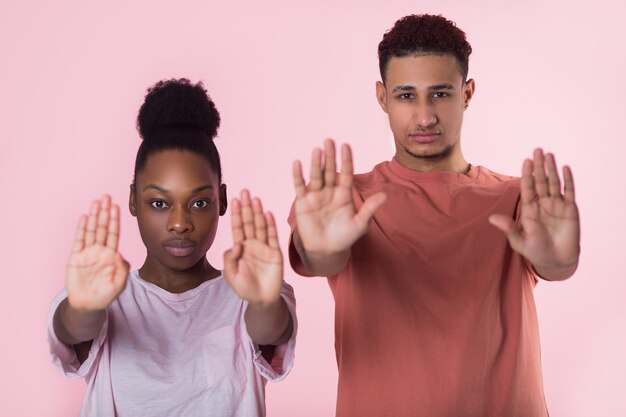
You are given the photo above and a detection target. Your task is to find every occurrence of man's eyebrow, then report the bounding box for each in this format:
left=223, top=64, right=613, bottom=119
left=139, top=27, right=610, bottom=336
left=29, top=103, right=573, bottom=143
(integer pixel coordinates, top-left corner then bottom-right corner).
left=142, top=184, right=214, bottom=193
left=392, top=85, right=416, bottom=93
left=429, top=83, right=456, bottom=90
left=391, top=83, right=456, bottom=93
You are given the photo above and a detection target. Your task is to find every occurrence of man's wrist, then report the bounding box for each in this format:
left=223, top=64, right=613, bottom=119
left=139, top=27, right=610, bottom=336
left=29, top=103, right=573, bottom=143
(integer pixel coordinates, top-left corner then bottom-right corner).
left=294, top=229, right=350, bottom=276
left=532, top=259, right=579, bottom=281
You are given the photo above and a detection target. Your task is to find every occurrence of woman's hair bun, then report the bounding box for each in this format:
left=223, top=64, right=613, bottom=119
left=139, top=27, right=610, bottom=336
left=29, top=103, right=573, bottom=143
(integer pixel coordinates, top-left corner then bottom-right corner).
left=137, top=78, right=220, bottom=140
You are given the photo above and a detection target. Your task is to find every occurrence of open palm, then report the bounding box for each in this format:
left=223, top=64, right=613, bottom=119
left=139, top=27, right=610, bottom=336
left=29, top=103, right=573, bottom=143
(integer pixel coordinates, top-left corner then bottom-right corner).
left=490, top=150, right=580, bottom=278
left=66, top=195, right=129, bottom=310
left=293, top=139, right=386, bottom=254
left=224, top=190, right=283, bottom=305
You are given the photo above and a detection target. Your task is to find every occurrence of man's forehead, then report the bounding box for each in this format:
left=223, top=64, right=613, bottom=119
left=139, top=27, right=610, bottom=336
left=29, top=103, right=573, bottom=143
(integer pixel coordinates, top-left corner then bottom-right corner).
left=385, top=54, right=465, bottom=85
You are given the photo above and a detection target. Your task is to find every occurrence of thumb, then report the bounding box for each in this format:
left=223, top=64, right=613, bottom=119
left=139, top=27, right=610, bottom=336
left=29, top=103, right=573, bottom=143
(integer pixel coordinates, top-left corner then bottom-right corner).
left=489, top=214, right=524, bottom=252
left=112, top=254, right=130, bottom=293
left=223, top=244, right=242, bottom=280
left=353, top=192, right=387, bottom=229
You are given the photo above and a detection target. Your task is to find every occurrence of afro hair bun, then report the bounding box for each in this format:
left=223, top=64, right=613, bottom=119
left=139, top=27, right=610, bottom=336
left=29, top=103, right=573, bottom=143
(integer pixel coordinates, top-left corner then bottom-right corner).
left=137, top=78, right=220, bottom=140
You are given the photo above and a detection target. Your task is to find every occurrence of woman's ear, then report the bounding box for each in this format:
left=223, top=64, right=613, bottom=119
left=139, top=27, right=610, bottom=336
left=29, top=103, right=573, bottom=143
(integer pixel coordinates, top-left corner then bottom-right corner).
left=219, top=184, right=228, bottom=216
left=129, top=183, right=137, bottom=217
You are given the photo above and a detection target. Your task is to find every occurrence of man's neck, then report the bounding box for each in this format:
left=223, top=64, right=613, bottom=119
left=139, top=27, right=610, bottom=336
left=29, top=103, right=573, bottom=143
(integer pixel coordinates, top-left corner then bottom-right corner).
left=394, top=152, right=470, bottom=174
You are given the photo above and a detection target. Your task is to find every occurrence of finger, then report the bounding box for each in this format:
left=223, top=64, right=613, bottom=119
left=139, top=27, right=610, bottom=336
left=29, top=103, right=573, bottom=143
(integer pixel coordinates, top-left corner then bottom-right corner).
left=240, top=189, right=255, bottom=240
left=520, top=159, right=536, bottom=205
left=95, top=195, right=111, bottom=245
left=252, top=197, right=267, bottom=243
left=72, top=215, right=88, bottom=253
left=353, top=192, right=387, bottom=229
left=545, top=153, right=562, bottom=198
left=84, top=200, right=101, bottom=246
left=324, top=139, right=337, bottom=188
left=338, top=143, right=354, bottom=189
left=230, top=198, right=245, bottom=244
left=533, top=148, right=549, bottom=198
left=563, top=165, right=576, bottom=203
left=309, top=148, right=324, bottom=190
left=265, top=211, right=281, bottom=250
left=293, top=160, right=306, bottom=199
left=106, top=204, right=121, bottom=250
left=489, top=214, right=524, bottom=253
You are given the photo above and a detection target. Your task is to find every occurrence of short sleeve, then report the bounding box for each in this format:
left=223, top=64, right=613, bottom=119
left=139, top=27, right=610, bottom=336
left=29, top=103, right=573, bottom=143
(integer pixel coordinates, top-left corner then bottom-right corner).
left=47, top=289, right=109, bottom=379
left=246, top=281, right=298, bottom=382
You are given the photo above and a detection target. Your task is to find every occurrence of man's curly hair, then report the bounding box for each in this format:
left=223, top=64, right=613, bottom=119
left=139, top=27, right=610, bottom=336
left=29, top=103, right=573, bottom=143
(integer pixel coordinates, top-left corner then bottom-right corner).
left=378, top=14, right=472, bottom=82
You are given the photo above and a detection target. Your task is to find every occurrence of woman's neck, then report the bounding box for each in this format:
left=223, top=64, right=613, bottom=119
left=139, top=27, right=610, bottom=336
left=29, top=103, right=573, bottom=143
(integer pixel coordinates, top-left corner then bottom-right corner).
left=138, top=257, right=221, bottom=293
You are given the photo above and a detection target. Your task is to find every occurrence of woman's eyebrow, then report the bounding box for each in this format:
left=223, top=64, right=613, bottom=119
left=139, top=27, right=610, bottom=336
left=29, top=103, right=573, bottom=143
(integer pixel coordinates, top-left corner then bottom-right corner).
left=143, top=184, right=169, bottom=193
left=190, top=184, right=214, bottom=194
left=142, top=184, right=214, bottom=193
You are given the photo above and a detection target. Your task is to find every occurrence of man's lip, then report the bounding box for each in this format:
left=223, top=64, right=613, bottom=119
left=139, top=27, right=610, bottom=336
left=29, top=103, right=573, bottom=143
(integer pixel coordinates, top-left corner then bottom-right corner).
left=409, top=132, right=440, bottom=143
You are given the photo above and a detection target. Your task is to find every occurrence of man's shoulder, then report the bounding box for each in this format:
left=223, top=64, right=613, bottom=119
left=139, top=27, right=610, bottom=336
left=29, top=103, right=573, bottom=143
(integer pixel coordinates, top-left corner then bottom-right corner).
left=474, top=166, right=521, bottom=187
left=353, top=161, right=392, bottom=186
left=476, top=165, right=517, bottom=179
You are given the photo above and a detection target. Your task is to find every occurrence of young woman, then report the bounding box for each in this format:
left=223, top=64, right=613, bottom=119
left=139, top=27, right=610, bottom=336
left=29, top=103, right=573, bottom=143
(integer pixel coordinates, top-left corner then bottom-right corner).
left=48, top=79, right=296, bottom=417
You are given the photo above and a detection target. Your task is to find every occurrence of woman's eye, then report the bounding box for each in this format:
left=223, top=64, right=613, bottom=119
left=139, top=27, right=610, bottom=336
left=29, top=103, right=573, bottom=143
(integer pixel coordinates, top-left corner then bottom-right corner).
left=192, top=200, right=209, bottom=209
left=150, top=200, right=169, bottom=209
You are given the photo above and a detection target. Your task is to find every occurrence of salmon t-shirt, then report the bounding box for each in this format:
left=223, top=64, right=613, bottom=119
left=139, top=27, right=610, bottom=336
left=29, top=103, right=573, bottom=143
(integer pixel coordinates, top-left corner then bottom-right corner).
left=289, top=159, right=548, bottom=417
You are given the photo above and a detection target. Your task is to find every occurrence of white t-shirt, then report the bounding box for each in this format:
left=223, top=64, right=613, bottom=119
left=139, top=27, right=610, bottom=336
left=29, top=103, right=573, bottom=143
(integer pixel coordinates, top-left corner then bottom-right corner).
left=48, top=270, right=297, bottom=417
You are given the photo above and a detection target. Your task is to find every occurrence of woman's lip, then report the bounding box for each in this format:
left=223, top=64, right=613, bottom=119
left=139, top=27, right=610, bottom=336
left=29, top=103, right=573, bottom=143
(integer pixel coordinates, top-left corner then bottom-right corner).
left=163, top=240, right=196, bottom=257
left=164, top=245, right=196, bottom=257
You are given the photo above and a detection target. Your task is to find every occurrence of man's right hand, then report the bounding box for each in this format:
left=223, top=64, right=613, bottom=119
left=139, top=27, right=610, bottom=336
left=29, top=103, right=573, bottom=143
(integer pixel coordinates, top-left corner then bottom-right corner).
left=292, top=139, right=386, bottom=275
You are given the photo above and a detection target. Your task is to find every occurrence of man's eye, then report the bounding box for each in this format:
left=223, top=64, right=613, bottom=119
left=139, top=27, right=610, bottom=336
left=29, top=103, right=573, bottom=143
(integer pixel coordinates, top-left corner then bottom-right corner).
left=150, top=200, right=169, bottom=209
left=433, top=92, right=448, bottom=98
left=192, top=200, right=209, bottom=209
left=399, top=93, right=414, bottom=100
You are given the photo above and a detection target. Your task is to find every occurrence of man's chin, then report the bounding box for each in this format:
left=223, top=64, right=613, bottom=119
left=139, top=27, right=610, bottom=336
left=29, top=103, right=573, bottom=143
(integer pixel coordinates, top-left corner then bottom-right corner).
left=405, top=145, right=454, bottom=161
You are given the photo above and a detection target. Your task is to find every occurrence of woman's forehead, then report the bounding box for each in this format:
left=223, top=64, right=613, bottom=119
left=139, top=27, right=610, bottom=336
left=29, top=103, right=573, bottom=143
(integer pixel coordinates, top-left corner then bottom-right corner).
left=137, top=150, right=219, bottom=189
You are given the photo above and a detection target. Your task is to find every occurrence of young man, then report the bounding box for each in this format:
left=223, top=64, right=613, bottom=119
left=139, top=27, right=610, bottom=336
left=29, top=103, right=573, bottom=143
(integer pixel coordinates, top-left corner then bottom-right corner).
left=289, top=14, right=580, bottom=417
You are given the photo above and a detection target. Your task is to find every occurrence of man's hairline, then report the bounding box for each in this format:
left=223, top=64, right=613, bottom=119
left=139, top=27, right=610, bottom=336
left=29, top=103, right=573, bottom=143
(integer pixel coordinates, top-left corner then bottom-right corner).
left=380, top=51, right=468, bottom=86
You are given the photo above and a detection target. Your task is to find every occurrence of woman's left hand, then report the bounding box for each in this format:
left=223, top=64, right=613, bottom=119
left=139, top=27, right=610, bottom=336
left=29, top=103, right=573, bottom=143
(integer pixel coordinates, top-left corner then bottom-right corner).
left=224, top=190, right=283, bottom=304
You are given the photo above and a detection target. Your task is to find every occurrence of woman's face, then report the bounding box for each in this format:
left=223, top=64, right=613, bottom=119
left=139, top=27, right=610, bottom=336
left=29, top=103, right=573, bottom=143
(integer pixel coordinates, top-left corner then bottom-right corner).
left=130, top=149, right=226, bottom=274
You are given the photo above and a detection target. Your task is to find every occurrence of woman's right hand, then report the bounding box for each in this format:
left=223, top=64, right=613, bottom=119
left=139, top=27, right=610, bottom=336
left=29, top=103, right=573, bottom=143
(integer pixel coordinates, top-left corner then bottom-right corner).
left=66, top=195, right=129, bottom=311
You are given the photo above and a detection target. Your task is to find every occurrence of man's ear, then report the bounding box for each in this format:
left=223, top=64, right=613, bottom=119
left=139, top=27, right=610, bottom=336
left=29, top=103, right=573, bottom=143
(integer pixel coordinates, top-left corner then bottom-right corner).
left=376, top=81, right=389, bottom=113
left=129, top=183, right=137, bottom=217
left=219, top=184, right=228, bottom=216
left=463, top=78, right=476, bottom=108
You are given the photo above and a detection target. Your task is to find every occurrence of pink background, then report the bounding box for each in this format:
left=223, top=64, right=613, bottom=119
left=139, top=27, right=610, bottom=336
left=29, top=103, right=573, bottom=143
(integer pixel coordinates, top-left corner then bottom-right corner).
left=1, top=0, right=625, bottom=415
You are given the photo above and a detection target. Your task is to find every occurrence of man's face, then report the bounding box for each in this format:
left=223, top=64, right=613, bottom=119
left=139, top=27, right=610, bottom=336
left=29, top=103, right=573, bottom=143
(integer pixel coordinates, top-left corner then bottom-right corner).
left=376, top=54, right=475, bottom=172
